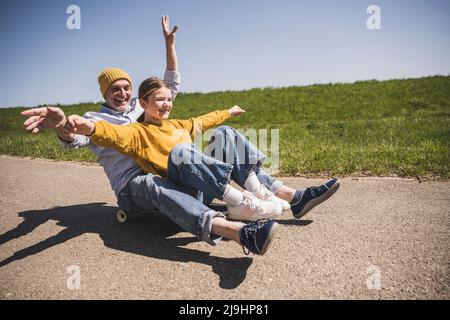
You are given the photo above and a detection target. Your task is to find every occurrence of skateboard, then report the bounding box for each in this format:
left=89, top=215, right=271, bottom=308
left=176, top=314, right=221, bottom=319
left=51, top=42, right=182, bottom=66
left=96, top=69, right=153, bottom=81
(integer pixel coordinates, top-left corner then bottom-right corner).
left=115, top=209, right=150, bottom=223
left=116, top=203, right=227, bottom=223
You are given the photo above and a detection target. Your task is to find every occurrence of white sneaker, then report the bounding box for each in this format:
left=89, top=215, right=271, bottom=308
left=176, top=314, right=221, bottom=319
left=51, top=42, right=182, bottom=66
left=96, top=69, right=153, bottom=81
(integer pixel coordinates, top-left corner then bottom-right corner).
left=254, top=185, right=291, bottom=211
left=227, top=191, right=282, bottom=221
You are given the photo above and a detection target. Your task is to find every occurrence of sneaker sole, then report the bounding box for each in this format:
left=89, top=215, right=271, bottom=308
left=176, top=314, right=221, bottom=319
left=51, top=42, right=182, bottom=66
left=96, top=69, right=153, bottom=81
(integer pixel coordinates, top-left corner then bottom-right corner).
left=293, top=179, right=341, bottom=219
left=259, top=222, right=279, bottom=255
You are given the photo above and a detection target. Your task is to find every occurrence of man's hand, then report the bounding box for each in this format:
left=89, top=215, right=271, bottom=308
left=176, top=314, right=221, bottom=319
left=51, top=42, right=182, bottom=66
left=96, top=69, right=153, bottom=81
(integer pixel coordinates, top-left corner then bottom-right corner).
left=21, top=106, right=66, bottom=133
left=65, top=115, right=96, bottom=136
left=162, top=15, right=178, bottom=46
left=228, top=105, right=246, bottom=117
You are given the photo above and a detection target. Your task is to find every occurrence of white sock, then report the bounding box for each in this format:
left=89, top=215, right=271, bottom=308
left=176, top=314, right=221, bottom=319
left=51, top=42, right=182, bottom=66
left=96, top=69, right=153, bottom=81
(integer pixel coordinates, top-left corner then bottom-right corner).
left=243, top=171, right=262, bottom=193
left=223, top=185, right=244, bottom=206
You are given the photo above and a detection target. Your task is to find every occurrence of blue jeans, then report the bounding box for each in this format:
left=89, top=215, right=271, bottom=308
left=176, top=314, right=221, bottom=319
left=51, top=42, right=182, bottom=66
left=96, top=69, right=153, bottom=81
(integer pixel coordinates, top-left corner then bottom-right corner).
left=167, top=125, right=267, bottom=204
left=212, top=126, right=285, bottom=194
left=207, top=126, right=283, bottom=194
left=117, top=173, right=224, bottom=245
left=117, top=126, right=285, bottom=246
left=256, top=169, right=284, bottom=195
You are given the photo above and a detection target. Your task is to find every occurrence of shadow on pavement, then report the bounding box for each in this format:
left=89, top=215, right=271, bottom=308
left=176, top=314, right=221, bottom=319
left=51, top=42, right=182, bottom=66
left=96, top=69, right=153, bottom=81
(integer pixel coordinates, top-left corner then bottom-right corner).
left=275, top=219, right=313, bottom=227
left=0, top=202, right=252, bottom=289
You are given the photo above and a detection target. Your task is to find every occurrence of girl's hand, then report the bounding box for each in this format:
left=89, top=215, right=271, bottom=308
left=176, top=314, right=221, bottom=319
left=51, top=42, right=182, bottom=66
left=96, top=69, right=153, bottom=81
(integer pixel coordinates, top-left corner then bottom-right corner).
left=162, top=15, right=178, bottom=46
left=228, top=105, right=246, bottom=117
left=65, top=115, right=96, bottom=136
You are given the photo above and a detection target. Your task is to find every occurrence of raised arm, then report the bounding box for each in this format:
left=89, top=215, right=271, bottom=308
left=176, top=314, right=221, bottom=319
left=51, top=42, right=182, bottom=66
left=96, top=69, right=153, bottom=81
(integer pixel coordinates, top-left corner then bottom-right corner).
left=162, top=15, right=178, bottom=72
left=162, top=15, right=180, bottom=99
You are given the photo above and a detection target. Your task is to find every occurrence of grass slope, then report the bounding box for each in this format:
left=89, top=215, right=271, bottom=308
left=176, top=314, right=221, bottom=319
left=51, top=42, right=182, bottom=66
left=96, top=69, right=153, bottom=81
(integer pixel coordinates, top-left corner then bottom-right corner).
left=1, top=76, right=449, bottom=178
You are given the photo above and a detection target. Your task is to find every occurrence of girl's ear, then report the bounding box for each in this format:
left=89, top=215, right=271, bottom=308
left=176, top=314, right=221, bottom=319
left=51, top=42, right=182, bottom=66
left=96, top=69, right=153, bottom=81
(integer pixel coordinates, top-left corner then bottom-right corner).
left=139, top=98, right=147, bottom=109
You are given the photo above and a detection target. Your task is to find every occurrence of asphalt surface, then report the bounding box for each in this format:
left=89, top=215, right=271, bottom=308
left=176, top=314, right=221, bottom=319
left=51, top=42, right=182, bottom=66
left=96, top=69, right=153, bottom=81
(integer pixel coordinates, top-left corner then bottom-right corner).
left=0, top=155, right=449, bottom=299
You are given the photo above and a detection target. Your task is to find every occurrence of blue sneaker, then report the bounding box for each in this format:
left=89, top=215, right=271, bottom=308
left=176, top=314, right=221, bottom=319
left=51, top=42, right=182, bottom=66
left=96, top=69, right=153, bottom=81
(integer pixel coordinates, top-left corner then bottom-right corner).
left=239, top=220, right=279, bottom=255
left=291, top=178, right=340, bottom=219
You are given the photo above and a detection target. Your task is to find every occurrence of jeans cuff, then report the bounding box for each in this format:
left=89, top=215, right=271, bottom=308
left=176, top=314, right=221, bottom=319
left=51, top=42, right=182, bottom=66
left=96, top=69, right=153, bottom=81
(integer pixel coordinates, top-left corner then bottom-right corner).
left=218, top=164, right=233, bottom=199
left=200, top=210, right=226, bottom=246
left=268, top=179, right=284, bottom=195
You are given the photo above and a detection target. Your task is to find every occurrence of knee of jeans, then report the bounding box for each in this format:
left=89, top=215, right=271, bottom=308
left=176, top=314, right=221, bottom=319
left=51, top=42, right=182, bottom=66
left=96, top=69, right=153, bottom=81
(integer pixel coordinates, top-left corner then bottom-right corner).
left=215, top=125, right=233, bottom=136
left=214, top=126, right=236, bottom=142
left=170, top=143, right=194, bottom=163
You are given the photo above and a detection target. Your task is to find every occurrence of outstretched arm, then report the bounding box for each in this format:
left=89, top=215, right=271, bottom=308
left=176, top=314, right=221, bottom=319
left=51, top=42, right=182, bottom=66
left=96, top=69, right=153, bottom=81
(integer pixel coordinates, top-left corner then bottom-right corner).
left=185, top=105, right=246, bottom=137
left=66, top=115, right=139, bottom=156
left=162, top=15, right=178, bottom=72
left=21, top=106, right=74, bottom=142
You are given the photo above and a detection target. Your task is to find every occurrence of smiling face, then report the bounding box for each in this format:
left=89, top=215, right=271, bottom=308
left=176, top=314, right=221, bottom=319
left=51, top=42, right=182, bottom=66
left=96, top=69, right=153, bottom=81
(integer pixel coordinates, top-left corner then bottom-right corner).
left=140, top=87, right=173, bottom=124
left=104, top=79, right=132, bottom=112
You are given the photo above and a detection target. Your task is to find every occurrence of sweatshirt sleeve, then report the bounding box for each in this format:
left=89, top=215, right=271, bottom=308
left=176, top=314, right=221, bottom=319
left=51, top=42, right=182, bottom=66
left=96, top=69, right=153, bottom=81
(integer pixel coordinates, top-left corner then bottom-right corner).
left=188, top=110, right=231, bottom=136
left=90, top=120, right=140, bottom=156
left=163, top=69, right=181, bottom=100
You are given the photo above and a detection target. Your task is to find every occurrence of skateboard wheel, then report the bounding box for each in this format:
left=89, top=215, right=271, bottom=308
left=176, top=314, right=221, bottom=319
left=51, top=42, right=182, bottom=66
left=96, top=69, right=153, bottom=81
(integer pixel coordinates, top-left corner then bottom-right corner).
left=116, top=209, right=128, bottom=223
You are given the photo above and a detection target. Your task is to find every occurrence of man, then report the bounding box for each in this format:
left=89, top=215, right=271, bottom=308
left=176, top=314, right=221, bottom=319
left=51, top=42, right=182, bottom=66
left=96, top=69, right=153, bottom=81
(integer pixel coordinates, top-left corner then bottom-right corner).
left=21, top=16, right=339, bottom=256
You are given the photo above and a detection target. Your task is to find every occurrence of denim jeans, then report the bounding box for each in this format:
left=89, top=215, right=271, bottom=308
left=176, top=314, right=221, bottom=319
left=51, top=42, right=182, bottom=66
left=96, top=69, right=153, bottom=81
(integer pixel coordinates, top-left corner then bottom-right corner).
left=167, top=125, right=267, bottom=204
left=255, top=169, right=284, bottom=195
left=117, top=172, right=224, bottom=245
left=117, top=126, right=285, bottom=246
left=207, top=126, right=285, bottom=196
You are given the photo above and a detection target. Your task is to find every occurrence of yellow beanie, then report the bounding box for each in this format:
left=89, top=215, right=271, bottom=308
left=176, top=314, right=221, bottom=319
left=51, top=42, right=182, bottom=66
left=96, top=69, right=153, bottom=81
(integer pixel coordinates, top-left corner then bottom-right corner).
left=98, top=68, right=132, bottom=98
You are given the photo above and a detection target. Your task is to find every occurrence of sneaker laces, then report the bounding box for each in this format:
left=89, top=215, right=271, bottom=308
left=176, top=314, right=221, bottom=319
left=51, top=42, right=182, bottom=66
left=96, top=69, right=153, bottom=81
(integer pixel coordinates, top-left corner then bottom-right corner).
left=258, top=185, right=273, bottom=200
left=307, top=184, right=328, bottom=197
left=242, top=191, right=263, bottom=213
left=241, top=220, right=269, bottom=255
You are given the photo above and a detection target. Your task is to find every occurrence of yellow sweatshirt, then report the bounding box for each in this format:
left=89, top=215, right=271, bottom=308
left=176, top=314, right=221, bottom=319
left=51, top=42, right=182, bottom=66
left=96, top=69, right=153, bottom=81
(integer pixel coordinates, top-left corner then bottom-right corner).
left=91, top=110, right=231, bottom=177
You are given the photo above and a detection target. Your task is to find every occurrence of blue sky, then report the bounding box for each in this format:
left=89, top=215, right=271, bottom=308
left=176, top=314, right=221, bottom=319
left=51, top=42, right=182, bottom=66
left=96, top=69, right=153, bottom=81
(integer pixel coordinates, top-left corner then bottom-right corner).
left=0, top=0, right=449, bottom=108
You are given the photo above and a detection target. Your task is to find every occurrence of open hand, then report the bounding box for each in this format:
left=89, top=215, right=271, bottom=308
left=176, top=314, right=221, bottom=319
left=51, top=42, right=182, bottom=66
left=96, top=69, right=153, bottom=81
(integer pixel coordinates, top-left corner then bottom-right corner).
left=228, top=105, right=246, bottom=117
left=21, top=106, right=66, bottom=133
left=162, top=15, right=178, bottom=45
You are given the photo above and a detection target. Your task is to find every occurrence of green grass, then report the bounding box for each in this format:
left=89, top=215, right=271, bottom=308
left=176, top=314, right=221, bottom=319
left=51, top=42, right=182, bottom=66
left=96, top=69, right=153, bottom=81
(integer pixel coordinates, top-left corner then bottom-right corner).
left=1, top=76, right=449, bottom=178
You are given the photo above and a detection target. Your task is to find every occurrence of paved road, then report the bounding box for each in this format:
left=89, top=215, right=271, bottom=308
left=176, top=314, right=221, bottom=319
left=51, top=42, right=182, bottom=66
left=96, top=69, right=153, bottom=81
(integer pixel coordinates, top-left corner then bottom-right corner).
left=0, top=155, right=449, bottom=299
